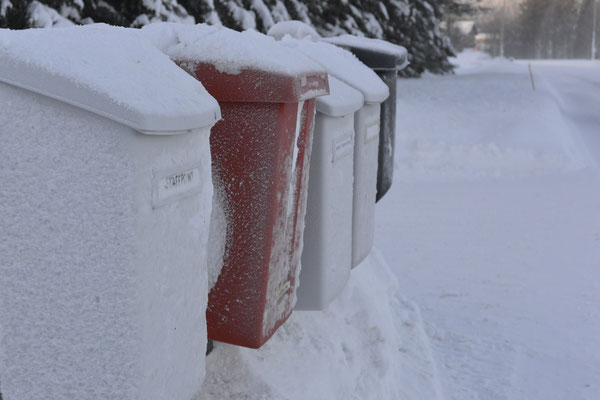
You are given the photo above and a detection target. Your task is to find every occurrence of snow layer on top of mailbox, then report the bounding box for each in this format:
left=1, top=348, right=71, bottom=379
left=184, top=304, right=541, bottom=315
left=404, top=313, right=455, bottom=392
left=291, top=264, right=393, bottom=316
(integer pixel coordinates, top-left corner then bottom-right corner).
left=316, top=76, right=364, bottom=118
left=324, top=35, right=408, bottom=62
left=141, top=23, right=326, bottom=77
left=0, top=24, right=221, bottom=135
left=267, top=20, right=321, bottom=41
left=278, top=37, right=389, bottom=104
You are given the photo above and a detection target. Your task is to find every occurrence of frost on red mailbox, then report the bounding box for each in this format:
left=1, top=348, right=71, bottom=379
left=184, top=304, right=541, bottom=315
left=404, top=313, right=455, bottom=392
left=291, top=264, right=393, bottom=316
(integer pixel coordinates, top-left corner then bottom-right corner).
left=143, top=23, right=329, bottom=348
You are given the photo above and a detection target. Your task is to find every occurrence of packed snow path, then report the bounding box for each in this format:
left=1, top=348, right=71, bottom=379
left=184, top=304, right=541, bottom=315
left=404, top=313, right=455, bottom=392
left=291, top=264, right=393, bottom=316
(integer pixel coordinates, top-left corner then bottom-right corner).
left=377, top=53, right=600, bottom=400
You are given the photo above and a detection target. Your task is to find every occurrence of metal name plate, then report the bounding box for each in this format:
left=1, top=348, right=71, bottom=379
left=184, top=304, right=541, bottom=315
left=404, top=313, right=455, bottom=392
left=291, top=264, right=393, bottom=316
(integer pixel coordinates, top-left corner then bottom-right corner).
left=152, top=165, right=202, bottom=208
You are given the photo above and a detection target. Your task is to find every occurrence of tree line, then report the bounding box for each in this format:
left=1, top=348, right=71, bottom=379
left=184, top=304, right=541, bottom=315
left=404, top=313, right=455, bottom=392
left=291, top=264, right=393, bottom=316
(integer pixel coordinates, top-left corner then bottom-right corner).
left=0, top=0, right=481, bottom=76
left=477, top=0, right=599, bottom=59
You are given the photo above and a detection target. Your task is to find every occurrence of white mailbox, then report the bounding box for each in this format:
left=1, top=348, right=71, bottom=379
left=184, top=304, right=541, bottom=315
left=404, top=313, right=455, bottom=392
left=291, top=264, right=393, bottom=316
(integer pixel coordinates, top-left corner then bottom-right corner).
left=0, top=25, right=220, bottom=400
left=296, top=76, right=363, bottom=310
left=274, top=34, right=389, bottom=270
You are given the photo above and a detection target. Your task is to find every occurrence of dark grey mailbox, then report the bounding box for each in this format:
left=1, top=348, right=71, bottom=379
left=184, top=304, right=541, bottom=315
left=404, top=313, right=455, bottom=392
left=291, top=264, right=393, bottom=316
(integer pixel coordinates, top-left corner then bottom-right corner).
left=323, top=36, right=408, bottom=202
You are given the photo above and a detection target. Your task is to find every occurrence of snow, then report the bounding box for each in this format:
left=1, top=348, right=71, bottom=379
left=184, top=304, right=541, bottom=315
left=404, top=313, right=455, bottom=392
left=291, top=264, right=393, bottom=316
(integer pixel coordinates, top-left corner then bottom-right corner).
left=378, top=53, right=600, bottom=400
left=227, top=1, right=256, bottom=30
left=270, top=0, right=291, bottom=23
left=141, top=23, right=325, bottom=76
left=135, top=0, right=195, bottom=25
left=59, top=4, right=81, bottom=22
left=267, top=20, right=321, bottom=41
left=362, top=12, right=384, bottom=38
left=201, top=0, right=221, bottom=26
left=251, top=0, right=275, bottom=30
left=0, top=24, right=220, bottom=134
left=197, top=253, right=442, bottom=400
left=195, top=51, right=600, bottom=400
left=378, top=2, right=390, bottom=20
left=396, top=53, right=587, bottom=180
left=324, top=34, right=408, bottom=62
left=276, top=36, right=389, bottom=103
left=28, top=1, right=75, bottom=28
left=0, top=0, right=12, bottom=18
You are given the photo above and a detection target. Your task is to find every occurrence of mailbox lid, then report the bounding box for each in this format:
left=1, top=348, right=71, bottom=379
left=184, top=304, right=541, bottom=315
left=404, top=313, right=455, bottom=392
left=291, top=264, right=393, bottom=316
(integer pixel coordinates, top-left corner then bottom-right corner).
left=316, top=76, right=364, bottom=117
left=323, top=35, right=409, bottom=71
left=0, top=24, right=221, bottom=135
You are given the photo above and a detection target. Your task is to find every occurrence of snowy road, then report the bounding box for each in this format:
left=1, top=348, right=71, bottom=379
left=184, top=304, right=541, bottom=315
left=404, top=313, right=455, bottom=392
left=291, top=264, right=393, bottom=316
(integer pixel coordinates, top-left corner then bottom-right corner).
left=377, top=54, right=600, bottom=400
left=528, top=60, right=600, bottom=170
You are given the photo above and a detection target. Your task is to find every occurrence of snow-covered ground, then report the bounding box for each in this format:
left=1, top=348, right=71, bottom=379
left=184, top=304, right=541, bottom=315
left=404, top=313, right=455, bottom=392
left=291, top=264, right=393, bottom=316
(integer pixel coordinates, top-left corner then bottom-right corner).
left=199, top=51, right=600, bottom=399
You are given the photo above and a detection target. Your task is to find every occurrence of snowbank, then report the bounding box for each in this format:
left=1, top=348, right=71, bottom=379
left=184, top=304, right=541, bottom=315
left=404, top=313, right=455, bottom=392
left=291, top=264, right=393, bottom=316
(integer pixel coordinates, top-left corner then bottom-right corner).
left=196, top=251, right=443, bottom=400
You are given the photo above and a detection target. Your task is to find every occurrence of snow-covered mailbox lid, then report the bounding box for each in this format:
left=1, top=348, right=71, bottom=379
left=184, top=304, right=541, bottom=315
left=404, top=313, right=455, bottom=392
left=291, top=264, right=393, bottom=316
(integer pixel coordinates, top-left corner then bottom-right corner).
left=296, top=76, right=364, bottom=310
left=323, top=35, right=409, bottom=71
left=142, top=23, right=329, bottom=348
left=0, top=24, right=220, bottom=400
left=276, top=36, right=388, bottom=269
left=324, top=35, right=409, bottom=202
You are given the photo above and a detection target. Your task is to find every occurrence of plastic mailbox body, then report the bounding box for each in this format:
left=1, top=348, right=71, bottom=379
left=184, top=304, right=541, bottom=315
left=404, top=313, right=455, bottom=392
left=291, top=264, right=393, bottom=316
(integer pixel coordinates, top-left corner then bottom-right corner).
left=351, top=101, right=382, bottom=267
left=178, top=62, right=329, bottom=348
left=323, top=36, right=408, bottom=202
left=296, top=77, right=364, bottom=310
left=0, top=25, right=220, bottom=400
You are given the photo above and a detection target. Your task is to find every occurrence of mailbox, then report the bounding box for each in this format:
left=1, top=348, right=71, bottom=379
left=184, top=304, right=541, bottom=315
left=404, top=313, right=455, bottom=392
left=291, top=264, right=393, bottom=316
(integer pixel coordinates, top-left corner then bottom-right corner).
left=296, top=76, right=364, bottom=310
left=323, top=35, right=408, bottom=202
left=0, top=25, right=220, bottom=400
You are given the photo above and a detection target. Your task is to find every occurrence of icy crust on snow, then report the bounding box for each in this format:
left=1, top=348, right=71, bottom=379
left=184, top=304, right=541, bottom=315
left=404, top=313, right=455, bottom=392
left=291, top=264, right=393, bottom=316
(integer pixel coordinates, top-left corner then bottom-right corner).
left=141, top=22, right=326, bottom=76
left=0, top=83, right=214, bottom=400
left=278, top=37, right=389, bottom=103
left=0, top=24, right=220, bottom=134
left=315, top=75, right=364, bottom=117
left=195, top=251, right=443, bottom=400
left=266, top=20, right=320, bottom=41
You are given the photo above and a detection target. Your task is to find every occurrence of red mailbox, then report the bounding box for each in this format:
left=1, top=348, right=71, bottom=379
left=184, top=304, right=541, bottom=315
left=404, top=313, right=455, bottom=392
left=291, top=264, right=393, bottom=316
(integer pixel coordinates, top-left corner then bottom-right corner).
left=170, top=57, right=327, bottom=350
left=198, top=65, right=327, bottom=348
